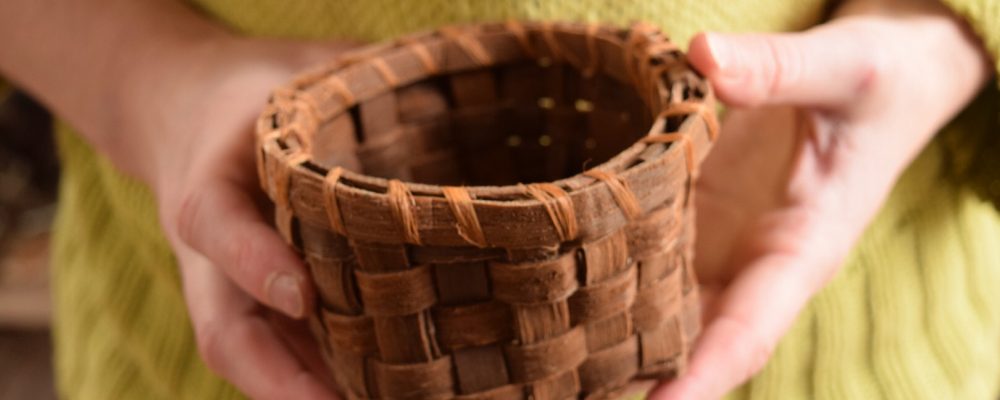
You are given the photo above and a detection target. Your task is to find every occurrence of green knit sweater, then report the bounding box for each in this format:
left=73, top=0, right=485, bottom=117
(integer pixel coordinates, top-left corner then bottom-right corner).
left=51, top=1, right=1000, bottom=399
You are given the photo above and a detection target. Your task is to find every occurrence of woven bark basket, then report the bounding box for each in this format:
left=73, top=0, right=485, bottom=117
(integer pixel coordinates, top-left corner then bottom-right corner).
left=255, top=21, right=718, bottom=400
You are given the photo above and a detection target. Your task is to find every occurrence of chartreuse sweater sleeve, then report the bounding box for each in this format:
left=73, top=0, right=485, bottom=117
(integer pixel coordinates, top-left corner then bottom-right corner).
left=49, top=1, right=1000, bottom=399
left=942, top=0, right=1000, bottom=75
left=938, top=0, right=1000, bottom=209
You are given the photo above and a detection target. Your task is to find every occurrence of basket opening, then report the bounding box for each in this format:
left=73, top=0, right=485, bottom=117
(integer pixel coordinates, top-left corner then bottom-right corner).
left=309, top=60, right=653, bottom=187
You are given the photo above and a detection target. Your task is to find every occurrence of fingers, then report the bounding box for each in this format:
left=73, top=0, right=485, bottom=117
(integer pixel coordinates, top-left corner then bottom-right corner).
left=175, top=178, right=313, bottom=319
left=650, top=268, right=810, bottom=399
left=651, top=259, right=810, bottom=400
left=177, top=245, right=338, bottom=400
left=687, top=22, right=884, bottom=109
left=650, top=211, right=838, bottom=400
left=266, top=309, right=336, bottom=385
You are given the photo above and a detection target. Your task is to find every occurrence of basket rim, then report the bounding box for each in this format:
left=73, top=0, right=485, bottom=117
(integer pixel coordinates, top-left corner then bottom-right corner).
left=256, top=20, right=719, bottom=248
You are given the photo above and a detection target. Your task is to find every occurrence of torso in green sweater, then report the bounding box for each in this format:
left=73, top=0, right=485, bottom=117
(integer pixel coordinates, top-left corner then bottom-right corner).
left=51, top=1, right=1000, bottom=399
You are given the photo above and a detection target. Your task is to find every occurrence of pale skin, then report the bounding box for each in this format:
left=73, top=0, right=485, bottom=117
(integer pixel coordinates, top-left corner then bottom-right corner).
left=0, top=0, right=991, bottom=399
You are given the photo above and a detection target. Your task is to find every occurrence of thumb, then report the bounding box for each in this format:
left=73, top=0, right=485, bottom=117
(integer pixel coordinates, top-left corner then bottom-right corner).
left=688, top=22, right=883, bottom=108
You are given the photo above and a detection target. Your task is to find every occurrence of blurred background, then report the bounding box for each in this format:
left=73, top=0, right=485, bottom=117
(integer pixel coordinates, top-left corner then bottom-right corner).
left=0, top=86, right=58, bottom=400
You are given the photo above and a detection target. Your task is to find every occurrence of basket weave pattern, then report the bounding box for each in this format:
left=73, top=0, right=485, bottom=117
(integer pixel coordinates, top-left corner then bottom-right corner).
left=256, top=21, right=718, bottom=400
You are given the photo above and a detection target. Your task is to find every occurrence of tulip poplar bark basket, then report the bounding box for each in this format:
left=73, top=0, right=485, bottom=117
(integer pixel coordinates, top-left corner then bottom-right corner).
left=255, top=21, right=719, bottom=400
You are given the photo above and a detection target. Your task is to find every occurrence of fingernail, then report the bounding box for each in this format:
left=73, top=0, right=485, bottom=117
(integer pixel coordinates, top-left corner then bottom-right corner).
left=705, top=34, right=743, bottom=82
left=266, top=272, right=305, bottom=318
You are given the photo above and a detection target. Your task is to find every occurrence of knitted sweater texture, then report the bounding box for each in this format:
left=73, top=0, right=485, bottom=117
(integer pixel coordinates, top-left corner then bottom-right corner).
left=51, top=1, right=1000, bottom=398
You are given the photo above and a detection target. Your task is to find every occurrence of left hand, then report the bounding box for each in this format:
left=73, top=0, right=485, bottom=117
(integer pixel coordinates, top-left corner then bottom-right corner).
left=650, top=1, right=992, bottom=399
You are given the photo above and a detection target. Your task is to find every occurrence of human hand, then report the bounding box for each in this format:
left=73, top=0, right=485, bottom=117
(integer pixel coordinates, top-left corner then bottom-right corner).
left=650, top=2, right=991, bottom=399
left=115, top=36, right=356, bottom=399
left=0, top=0, right=362, bottom=396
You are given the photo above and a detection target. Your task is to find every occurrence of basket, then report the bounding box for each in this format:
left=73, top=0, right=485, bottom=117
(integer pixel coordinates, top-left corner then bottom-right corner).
left=255, top=21, right=718, bottom=400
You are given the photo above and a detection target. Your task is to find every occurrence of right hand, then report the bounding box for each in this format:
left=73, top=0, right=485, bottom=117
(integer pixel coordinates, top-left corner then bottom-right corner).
left=114, top=35, right=357, bottom=399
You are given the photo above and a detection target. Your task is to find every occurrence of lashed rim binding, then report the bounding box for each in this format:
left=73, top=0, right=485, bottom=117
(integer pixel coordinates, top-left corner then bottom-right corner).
left=256, top=21, right=717, bottom=249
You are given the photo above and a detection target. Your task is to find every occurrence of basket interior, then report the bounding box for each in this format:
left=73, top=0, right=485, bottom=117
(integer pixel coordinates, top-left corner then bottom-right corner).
left=305, top=55, right=655, bottom=186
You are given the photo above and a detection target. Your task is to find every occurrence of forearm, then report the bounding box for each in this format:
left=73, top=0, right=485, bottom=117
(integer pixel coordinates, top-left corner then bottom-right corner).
left=0, top=0, right=229, bottom=180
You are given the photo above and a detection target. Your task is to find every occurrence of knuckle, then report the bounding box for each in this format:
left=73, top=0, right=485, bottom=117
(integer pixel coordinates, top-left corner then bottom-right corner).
left=194, top=319, right=227, bottom=373
left=745, top=332, right=775, bottom=380
left=855, top=46, right=891, bottom=98
left=195, top=318, right=258, bottom=376
left=224, top=231, right=257, bottom=279
left=677, top=365, right=713, bottom=398
left=175, top=189, right=204, bottom=247
left=716, top=315, right=776, bottom=382
left=842, top=23, right=894, bottom=98
left=761, top=36, right=802, bottom=100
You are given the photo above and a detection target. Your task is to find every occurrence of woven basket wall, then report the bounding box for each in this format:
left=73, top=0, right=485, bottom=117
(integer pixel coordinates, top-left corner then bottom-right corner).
left=255, top=21, right=718, bottom=400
